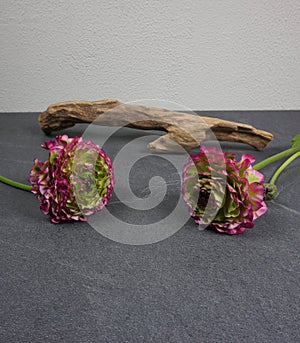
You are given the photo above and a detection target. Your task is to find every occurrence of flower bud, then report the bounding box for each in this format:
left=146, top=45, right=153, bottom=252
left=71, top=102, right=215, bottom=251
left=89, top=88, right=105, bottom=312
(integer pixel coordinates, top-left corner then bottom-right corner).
left=264, top=183, right=278, bottom=201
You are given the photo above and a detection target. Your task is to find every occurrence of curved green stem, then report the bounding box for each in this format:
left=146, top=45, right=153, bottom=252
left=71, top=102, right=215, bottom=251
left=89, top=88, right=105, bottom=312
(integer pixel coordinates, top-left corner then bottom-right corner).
left=254, top=147, right=297, bottom=170
left=269, top=151, right=300, bottom=185
left=0, top=175, right=32, bottom=192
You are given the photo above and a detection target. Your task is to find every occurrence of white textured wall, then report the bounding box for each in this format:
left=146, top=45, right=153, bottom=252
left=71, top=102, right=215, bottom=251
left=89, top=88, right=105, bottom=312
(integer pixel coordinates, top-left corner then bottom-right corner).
left=1, top=0, right=299, bottom=112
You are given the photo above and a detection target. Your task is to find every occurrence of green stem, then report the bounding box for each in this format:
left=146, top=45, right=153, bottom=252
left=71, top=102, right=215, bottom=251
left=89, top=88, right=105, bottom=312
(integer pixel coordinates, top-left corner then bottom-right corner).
left=254, top=147, right=297, bottom=170
left=269, top=151, right=300, bottom=185
left=0, top=175, right=32, bottom=192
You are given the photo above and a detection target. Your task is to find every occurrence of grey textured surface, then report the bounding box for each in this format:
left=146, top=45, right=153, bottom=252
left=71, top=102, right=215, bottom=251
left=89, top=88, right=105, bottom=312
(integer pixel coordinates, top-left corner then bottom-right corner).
left=0, top=112, right=300, bottom=342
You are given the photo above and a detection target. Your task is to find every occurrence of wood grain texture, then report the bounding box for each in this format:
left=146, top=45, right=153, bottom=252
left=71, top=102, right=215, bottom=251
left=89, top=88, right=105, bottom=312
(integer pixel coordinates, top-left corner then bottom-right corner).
left=39, top=99, right=273, bottom=152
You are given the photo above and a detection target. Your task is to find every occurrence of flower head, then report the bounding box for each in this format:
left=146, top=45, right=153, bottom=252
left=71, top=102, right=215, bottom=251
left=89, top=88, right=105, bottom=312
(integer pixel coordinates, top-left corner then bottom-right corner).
left=29, top=135, right=114, bottom=223
left=182, top=146, right=267, bottom=234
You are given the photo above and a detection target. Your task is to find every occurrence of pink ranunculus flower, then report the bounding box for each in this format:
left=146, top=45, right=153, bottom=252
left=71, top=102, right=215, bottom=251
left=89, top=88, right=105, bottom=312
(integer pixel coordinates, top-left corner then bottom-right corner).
left=29, top=135, right=114, bottom=223
left=182, top=146, right=267, bottom=234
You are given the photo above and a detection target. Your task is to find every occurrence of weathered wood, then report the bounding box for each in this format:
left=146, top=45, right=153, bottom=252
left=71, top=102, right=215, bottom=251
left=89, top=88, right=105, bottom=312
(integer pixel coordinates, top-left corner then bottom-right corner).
left=39, top=99, right=273, bottom=152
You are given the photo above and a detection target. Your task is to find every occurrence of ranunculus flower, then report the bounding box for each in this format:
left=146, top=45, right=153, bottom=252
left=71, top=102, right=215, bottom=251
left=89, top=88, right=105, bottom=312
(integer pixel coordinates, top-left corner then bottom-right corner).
left=182, top=146, right=267, bottom=234
left=29, top=135, right=114, bottom=223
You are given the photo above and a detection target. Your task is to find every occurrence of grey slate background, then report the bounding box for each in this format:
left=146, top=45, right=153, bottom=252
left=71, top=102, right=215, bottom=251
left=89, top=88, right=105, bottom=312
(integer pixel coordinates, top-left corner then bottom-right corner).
left=0, top=112, right=299, bottom=342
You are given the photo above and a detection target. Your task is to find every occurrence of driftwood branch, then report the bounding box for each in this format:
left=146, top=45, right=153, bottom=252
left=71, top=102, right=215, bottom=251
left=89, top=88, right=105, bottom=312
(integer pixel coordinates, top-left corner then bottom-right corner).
left=39, top=99, right=273, bottom=153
